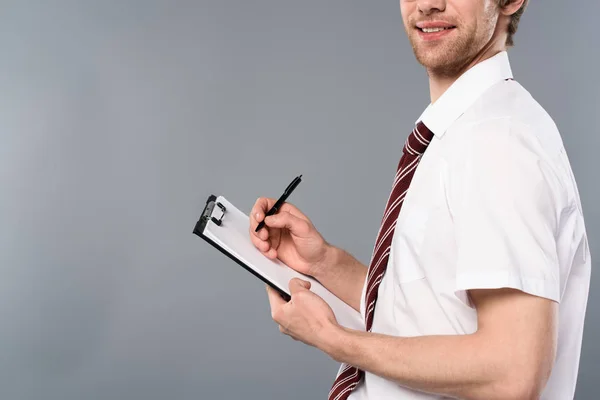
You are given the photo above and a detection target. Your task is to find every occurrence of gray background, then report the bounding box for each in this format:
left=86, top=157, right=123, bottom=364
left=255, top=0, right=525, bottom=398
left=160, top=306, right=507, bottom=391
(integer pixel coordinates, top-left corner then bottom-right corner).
left=0, top=1, right=597, bottom=399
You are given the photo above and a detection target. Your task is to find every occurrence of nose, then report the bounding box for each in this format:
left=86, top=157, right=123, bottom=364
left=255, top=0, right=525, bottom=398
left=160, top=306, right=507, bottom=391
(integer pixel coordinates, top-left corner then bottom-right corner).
left=416, top=0, right=446, bottom=15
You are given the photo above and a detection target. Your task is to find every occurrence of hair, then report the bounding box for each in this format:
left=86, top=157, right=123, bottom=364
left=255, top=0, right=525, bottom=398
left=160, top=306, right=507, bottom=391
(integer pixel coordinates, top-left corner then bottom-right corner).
left=497, top=0, right=529, bottom=47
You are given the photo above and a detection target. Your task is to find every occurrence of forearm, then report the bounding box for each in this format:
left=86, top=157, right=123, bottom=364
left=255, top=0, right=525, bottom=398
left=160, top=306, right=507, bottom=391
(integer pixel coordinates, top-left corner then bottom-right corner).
left=312, top=246, right=367, bottom=312
left=323, top=327, right=540, bottom=400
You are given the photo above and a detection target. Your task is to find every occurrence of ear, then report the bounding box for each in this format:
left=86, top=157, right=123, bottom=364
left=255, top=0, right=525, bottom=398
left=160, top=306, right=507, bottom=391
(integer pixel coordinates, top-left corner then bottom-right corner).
left=499, top=0, right=527, bottom=17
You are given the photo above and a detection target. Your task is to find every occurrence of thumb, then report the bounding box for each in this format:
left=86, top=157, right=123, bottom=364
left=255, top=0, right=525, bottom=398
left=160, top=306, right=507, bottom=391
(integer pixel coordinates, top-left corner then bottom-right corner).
left=264, top=211, right=310, bottom=237
left=289, top=278, right=311, bottom=295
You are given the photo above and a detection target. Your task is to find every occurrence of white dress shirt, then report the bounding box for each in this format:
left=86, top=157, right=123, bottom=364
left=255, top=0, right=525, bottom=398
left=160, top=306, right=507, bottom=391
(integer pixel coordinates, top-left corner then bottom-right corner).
left=347, top=51, right=591, bottom=400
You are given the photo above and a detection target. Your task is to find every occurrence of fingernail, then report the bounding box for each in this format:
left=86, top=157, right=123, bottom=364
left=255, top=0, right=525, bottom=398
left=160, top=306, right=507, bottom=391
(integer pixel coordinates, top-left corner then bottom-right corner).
left=256, top=212, right=260, bottom=219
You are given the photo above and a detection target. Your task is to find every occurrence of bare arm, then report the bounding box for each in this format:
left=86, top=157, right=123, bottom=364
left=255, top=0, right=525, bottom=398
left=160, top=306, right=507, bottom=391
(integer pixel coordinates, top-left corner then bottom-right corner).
left=313, top=245, right=367, bottom=313
left=320, top=288, right=557, bottom=399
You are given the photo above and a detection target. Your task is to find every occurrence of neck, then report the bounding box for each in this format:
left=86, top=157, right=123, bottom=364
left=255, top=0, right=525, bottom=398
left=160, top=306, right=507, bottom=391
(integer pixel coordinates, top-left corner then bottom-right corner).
left=428, top=39, right=507, bottom=104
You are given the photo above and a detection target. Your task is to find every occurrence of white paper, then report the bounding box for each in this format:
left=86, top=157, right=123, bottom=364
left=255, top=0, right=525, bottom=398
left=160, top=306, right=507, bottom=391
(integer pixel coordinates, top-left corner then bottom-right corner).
left=204, top=195, right=365, bottom=331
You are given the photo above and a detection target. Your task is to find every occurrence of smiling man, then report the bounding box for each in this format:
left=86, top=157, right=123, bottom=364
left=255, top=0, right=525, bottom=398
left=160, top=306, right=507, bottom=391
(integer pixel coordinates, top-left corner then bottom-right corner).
left=250, top=0, right=591, bottom=399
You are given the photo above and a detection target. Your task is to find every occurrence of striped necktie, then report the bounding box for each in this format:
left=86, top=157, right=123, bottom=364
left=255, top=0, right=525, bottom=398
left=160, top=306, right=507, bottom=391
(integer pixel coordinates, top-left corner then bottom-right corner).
left=328, top=121, right=435, bottom=400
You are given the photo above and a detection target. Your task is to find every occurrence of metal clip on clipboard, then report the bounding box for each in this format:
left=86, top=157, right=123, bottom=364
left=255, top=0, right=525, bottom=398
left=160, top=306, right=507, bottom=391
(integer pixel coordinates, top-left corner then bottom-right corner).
left=194, top=195, right=226, bottom=235
left=192, top=194, right=292, bottom=301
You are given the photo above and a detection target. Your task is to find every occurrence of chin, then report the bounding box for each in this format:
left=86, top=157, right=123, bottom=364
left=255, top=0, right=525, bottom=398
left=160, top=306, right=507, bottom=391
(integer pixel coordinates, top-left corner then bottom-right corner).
left=414, top=47, right=459, bottom=71
left=409, top=35, right=474, bottom=75
left=415, top=51, right=451, bottom=69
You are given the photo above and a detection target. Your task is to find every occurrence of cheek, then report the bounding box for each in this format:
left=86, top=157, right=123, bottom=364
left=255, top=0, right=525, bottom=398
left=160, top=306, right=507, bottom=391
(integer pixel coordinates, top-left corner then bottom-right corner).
left=399, top=1, right=415, bottom=30
left=475, top=1, right=498, bottom=30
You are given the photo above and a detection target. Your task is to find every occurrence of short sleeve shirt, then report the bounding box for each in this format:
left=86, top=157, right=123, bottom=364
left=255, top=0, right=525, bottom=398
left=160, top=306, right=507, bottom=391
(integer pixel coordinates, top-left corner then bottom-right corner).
left=347, top=51, right=591, bottom=400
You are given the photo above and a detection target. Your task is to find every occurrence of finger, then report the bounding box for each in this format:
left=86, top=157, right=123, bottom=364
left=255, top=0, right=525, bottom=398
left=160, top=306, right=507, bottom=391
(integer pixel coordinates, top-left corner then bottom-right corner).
left=277, top=201, right=305, bottom=219
left=249, top=222, right=274, bottom=253
left=249, top=234, right=271, bottom=253
left=252, top=197, right=277, bottom=221
left=251, top=197, right=276, bottom=233
left=265, top=247, right=278, bottom=259
left=259, top=239, right=271, bottom=253
left=259, top=227, right=269, bottom=241
left=253, top=197, right=309, bottom=228
left=289, top=278, right=311, bottom=295
left=250, top=200, right=261, bottom=231
left=250, top=234, right=277, bottom=259
left=264, top=211, right=310, bottom=237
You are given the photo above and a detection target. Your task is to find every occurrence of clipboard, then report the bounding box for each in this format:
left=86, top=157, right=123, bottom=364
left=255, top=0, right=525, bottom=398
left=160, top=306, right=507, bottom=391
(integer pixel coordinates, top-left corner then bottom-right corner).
left=193, top=194, right=365, bottom=331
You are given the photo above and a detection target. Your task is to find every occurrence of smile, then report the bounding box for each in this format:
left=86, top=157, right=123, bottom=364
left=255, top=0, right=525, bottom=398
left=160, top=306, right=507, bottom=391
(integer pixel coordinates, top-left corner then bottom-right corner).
left=419, top=27, right=455, bottom=33
left=415, top=23, right=457, bottom=41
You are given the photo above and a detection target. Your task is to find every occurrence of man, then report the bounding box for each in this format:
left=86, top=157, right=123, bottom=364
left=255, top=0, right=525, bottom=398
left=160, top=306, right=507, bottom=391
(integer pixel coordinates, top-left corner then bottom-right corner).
left=249, top=0, right=591, bottom=398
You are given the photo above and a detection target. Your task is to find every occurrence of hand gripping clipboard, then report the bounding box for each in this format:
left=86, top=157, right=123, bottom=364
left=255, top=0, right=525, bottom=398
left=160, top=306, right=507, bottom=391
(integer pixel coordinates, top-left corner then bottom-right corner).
left=193, top=194, right=365, bottom=331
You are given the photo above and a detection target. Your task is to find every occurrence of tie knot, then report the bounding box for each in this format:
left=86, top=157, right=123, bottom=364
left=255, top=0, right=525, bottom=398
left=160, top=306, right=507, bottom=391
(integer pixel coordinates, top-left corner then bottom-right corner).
left=403, top=121, right=434, bottom=155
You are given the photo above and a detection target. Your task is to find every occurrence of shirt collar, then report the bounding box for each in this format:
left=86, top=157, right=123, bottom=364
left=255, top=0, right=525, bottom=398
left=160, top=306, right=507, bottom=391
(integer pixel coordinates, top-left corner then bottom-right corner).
left=416, top=51, right=513, bottom=138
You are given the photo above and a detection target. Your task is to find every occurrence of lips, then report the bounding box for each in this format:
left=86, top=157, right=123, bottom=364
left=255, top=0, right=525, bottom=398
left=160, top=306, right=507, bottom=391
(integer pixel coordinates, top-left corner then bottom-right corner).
left=415, top=21, right=456, bottom=33
left=412, top=20, right=457, bottom=42
left=419, top=26, right=455, bottom=33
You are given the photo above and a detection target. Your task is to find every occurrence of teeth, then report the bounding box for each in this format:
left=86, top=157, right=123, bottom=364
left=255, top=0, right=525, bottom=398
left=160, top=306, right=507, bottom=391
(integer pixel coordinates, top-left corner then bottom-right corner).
left=422, top=27, right=449, bottom=33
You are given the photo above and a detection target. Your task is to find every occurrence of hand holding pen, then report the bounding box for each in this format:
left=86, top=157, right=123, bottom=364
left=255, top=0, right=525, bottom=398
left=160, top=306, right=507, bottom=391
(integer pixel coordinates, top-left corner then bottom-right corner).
left=255, top=175, right=302, bottom=232
left=249, top=175, right=332, bottom=279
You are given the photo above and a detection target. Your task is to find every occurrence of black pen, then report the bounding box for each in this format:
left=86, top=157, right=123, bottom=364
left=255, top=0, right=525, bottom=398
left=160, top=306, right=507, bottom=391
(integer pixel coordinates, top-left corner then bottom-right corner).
left=255, top=175, right=302, bottom=232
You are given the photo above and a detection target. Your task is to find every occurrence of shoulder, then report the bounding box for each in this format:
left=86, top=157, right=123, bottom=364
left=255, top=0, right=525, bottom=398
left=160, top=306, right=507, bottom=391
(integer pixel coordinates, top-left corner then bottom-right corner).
left=445, top=80, right=565, bottom=162
left=441, top=82, right=572, bottom=210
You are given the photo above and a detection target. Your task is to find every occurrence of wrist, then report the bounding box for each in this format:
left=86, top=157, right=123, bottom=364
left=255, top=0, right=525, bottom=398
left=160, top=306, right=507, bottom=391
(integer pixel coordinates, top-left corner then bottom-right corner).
left=311, top=243, right=339, bottom=281
left=318, top=323, right=354, bottom=363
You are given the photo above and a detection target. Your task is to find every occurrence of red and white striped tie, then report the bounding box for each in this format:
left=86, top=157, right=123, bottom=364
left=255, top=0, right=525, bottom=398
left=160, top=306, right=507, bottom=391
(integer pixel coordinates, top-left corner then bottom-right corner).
left=328, top=121, right=435, bottom=400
